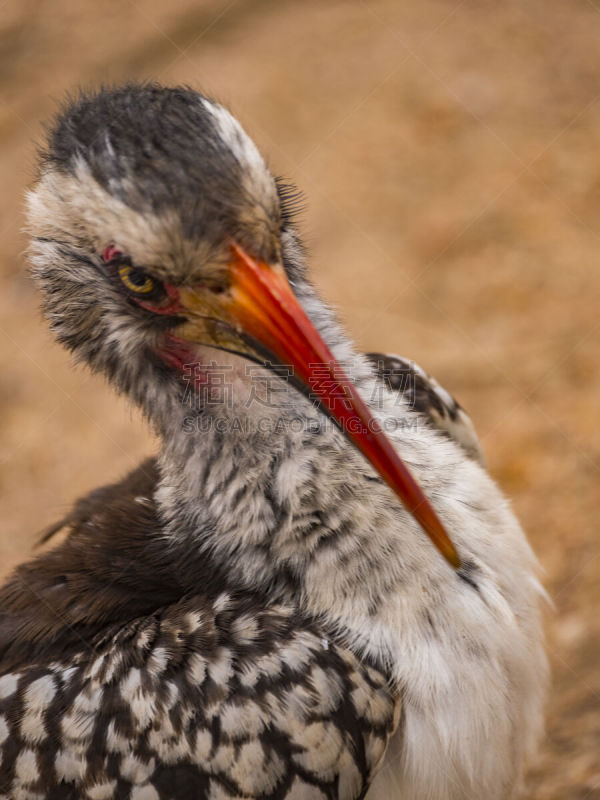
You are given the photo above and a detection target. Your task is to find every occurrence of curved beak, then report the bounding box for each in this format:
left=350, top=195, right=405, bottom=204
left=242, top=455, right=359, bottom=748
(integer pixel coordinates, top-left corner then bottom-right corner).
left=175, top=243, right=461, bottom=568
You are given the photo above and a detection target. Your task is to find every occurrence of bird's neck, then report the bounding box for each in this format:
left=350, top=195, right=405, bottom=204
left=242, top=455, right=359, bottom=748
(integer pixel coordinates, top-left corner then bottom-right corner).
left=153, top=295, right=430, bottom=656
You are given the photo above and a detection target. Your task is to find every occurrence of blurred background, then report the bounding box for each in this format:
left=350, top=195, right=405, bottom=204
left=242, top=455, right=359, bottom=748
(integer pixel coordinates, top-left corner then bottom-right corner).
left=0, top=0, right=598, bottom=795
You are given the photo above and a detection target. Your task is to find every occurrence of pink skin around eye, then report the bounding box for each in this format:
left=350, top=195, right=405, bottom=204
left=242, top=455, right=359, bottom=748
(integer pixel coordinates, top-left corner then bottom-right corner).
left=101, top=243, right=182, bottom=313
left=103, top=244, right=122, bottom=262
left=136, top=282, right=183, bottom=314
left=103, top=244, right=190, bottom=371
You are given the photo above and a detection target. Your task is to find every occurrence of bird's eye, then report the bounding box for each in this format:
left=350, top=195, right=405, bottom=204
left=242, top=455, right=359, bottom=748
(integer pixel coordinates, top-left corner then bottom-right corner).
left=119, top=265, right=156, bottom=295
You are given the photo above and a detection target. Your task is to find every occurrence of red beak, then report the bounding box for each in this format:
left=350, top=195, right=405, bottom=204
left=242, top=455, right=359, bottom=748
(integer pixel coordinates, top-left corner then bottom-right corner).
left=218, top=244, right=460, bottom=568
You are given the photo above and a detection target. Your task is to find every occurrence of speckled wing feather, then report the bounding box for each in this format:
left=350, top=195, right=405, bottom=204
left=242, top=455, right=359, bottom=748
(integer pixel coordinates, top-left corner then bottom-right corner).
left=366, top=352, right=485, bottom=465
left=0, top=463, right=399, bottom=800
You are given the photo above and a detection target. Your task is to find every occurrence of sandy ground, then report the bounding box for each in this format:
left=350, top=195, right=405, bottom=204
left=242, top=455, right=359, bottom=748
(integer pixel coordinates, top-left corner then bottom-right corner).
left=1, top=0, right=599, bottom=796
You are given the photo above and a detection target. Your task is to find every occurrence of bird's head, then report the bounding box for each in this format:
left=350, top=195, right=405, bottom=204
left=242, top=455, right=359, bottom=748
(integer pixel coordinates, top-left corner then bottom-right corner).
left=26, top=84, right=459, bottom=568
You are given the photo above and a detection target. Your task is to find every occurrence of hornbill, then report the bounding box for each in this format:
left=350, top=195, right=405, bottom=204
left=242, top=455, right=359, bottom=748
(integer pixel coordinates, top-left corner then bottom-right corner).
left=0, top=85, right=546, bottom=800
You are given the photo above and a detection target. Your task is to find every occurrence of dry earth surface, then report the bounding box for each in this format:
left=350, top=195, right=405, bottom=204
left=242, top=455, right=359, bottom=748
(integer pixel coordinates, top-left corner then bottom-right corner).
left=0, top=0, right=599, bottom=796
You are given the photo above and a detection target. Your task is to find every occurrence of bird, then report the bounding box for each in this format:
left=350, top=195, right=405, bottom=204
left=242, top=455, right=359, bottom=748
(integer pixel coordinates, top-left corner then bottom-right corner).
left=0, top=84, right=546, bottom=800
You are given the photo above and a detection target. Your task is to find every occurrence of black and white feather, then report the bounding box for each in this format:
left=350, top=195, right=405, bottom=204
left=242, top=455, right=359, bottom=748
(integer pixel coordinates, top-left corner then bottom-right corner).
left=366, top=353, right=485, bottom=465
left=0, top=462, right=397, bottom=799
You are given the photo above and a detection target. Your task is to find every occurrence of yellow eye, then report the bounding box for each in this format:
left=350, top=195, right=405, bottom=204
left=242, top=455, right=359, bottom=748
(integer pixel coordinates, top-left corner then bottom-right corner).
left=119, top=265, right=155, bottom=294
